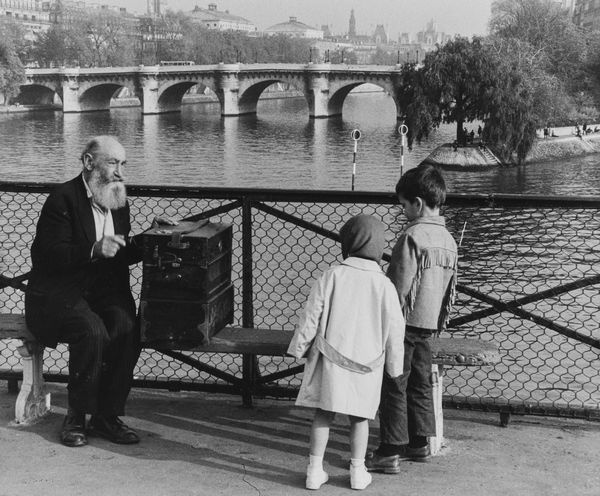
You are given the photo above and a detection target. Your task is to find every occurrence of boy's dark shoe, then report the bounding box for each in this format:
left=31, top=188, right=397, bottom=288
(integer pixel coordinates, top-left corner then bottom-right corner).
left=88, top=415, right=140, bottom=444
left=365, top=451, right=401, bottom=474
left=400, top=445, right=431, bottom=461
left=60, top=411, right=87, bottom=447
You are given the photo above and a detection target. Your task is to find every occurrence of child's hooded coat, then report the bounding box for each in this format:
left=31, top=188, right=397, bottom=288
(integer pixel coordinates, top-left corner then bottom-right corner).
left=287, top=215, right=405, bottom=419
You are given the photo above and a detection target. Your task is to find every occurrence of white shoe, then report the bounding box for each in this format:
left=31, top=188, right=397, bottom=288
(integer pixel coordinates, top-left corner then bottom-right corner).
left=306, top=467, right=329, bottom=490
left=350, top=464, right=372, bottom=490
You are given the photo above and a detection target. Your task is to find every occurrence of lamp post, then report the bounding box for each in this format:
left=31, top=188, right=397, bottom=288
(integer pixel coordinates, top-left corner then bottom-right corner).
left=397, top=50, right=400, bottom=64
left=341, top=48, right=345, bottom=63
left=309, top=47, right=313, bottom=63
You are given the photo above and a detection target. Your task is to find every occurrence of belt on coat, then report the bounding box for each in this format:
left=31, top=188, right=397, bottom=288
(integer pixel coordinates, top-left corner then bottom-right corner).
left=315, top=335, right=384, bottom=374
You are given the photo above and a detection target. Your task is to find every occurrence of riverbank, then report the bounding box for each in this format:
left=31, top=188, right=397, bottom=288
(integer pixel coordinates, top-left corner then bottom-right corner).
left=423, top=130, right=600, bottom=168
left=421, top=143, right=502, bottom=169
left=524, top=133, right=600, bottom=163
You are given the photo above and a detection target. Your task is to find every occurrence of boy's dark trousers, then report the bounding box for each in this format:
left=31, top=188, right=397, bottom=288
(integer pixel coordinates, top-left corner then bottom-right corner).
left=379, top=327, right=436, bottom=450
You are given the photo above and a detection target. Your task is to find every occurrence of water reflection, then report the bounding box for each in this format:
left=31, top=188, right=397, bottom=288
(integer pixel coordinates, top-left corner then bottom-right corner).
left=0, top=93, right=598, bottom=196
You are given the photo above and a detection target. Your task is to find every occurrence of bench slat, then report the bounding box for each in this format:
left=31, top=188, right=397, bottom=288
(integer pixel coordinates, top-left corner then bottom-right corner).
left=0, top=313, right=500, bottom=367
left=0, top=314, right=32, bottom=340
left=150, top=327, right=500, bottom=366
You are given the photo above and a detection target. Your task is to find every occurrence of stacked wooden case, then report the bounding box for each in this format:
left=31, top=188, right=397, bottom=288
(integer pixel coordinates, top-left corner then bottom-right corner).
left=140, top=220, right=234, bottom=347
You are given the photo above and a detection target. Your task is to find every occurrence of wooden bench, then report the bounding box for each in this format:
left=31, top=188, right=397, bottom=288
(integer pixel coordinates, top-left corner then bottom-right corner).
left=0, top=314, right=500, bottom=455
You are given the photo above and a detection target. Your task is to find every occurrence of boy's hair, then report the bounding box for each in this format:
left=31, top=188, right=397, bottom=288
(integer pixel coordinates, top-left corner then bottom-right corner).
left=395, top=164, right=446, bottom=208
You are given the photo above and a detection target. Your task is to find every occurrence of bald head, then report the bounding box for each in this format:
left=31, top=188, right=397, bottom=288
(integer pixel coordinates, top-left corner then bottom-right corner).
left=81, top=136, right=125, bottom=168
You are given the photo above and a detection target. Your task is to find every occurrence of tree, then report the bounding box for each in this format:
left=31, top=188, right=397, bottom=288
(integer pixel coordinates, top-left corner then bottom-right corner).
left=31, top=25, right=77, bottom=67
left=0, top=21, right=25, bottom=105
left=394, top=62, right=439, bottom=148
left=76, top=11, right=137, bottom=66
left=420, top=37, right=497, bottom=142
left=482, top=37, right=563, bottom=163
left=490, top=0, right=587, bottom=95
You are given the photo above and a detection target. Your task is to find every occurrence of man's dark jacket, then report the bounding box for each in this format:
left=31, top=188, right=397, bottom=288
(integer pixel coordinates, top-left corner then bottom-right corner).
left=25, top=174, right=142, bottom=347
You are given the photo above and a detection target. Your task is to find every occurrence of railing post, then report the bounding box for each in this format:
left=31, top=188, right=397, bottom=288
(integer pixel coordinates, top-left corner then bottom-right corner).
left=241, top=196, right=257, bottom=406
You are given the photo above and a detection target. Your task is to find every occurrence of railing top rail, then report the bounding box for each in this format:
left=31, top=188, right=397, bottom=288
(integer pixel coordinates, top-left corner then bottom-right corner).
left=1, top=181, right=599, bottom=208
left=25, top=64, right=404, bottom=77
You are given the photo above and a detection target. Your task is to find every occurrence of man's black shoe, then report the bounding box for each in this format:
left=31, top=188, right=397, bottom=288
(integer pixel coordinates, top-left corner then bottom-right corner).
left=400, top=445, right=431, bottom=461
left=365, top=451, right=401, bottom=474
left=88, top=415, right=140, bottom=444
left=60, top=411, right=87, bottom=447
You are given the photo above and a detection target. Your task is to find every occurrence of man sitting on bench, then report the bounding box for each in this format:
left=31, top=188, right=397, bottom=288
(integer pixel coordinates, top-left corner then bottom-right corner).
left=25, top=136, right=175, bottom=447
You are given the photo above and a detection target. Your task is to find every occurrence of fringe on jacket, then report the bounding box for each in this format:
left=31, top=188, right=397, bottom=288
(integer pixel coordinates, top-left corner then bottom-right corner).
left=404, top=246, right=458, bottom=335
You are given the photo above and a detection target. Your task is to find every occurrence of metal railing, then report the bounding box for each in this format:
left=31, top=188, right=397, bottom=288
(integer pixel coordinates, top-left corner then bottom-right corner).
left=1, top=182, right=599, bottom=420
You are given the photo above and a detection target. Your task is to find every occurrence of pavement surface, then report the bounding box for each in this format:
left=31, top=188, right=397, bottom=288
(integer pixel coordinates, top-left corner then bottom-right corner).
left=1, top=383, right=599, bottom=496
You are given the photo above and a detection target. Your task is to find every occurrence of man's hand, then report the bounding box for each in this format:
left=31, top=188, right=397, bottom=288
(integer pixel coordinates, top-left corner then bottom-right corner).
left=151, top=216, right=178, bottom=228
left=93, top=234, right=126, bottom=259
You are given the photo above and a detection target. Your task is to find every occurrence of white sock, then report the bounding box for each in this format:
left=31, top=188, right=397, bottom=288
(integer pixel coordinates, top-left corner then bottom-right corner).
left=309, top=455, right=324, bottom=470
left=350, top=458, right=365, bottom=468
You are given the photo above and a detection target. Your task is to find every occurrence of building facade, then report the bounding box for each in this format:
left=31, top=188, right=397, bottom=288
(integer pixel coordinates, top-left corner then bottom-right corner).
left=264, top=16, right=323, bottom=39
left=188, top=3, right=256, bottom=33
left=573, top=0, right=600, bottom=29
left=0, top=0, right=52, bottom=39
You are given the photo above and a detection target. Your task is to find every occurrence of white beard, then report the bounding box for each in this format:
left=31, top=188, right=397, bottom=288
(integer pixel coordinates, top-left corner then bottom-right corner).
left=89, top=173, right=127, bottom=210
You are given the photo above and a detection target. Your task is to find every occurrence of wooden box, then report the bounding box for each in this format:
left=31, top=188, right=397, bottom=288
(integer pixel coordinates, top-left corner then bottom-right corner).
left=140, top=284, right=234, bottom=347
left=141, top=220, right=232, bottom=301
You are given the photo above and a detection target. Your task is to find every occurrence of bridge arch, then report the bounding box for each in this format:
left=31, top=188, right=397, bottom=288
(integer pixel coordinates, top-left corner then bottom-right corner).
left=156, top=81, right=206, bottom=113
left=78, top=83, right=128, bottom=112
left=327, top=81, right=400, bottom=120
left=18, top=83, right=60, bottom=106
left=237, top=79, right=306, bottom=116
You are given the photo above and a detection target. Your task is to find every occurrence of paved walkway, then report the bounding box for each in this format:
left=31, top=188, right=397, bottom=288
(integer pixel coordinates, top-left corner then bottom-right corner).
left=1, top=384, right=599, bottom=496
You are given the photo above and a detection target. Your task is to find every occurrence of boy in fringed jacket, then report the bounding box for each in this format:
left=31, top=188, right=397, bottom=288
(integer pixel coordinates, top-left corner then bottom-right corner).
left=367, top=164, right=458, bottom=472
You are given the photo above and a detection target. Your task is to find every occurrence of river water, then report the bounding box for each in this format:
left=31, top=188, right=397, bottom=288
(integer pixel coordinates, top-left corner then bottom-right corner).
left=1, top=91, right=600, bottom=196
left=1, top=90, right=598, bottom=411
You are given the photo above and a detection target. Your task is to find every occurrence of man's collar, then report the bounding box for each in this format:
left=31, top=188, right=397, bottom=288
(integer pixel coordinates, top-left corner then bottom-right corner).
left=81, top=173, right=93, bottom=200
left=81, top=174, right=107, bottom=212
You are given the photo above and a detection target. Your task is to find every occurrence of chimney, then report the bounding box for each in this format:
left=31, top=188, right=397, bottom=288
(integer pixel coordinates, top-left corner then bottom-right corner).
left=289, top=16, right=297, bottom=22
left=208, top=3, right=217, bottom=10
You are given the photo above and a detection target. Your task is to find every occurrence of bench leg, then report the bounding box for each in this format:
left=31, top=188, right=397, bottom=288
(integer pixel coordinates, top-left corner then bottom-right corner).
left=428, top=364, right=444, bottom=456
left=14, top=341, right=51, bottom=424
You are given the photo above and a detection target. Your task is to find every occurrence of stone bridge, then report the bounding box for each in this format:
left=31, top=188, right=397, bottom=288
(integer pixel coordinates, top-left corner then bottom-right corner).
left=21, top=64, right=406, bottom=118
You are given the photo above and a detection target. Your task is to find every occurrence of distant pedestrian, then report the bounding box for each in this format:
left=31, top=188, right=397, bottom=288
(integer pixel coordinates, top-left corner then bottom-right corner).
left=477, top=125, right=482, bottom=139
left=288, top=214, right=405, bottom=491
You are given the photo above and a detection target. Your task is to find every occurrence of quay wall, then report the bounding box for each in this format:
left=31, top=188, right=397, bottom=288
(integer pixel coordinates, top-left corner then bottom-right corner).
left=525, top=133, right=600, bottom=163
left=424, top=127, right=600, bottom=168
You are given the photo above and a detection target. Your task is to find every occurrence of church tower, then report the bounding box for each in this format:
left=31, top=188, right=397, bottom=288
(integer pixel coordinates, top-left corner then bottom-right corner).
left=349, top=9, right=356, bottom=38
left=147, top=0, right=161, bottom=16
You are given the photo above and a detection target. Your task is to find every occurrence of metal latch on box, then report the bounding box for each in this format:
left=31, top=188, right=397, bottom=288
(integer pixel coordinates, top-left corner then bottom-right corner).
left=167, top=231, right=190, bottom=250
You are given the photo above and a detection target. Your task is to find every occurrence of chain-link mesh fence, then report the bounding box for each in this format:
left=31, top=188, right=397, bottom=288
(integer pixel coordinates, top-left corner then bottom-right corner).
left=1, top=184, right=599, bottom=419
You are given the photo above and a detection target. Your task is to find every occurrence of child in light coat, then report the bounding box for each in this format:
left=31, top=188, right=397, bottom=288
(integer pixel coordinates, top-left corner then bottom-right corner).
left=287, top=214, right=405, bottom=491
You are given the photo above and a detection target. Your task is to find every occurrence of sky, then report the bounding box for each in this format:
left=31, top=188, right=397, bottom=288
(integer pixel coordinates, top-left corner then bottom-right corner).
left=116, top=0, right=492, bottom=39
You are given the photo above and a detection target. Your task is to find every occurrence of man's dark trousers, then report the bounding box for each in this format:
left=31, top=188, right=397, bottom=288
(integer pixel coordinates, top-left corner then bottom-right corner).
left=58, top=295, right=139, bottom=416
left=379, top=327, right=436, bottom=448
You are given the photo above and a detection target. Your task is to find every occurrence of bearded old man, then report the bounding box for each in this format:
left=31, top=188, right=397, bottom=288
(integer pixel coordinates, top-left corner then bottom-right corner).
left=25, top=135, right=174, bottom=448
